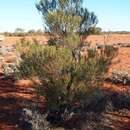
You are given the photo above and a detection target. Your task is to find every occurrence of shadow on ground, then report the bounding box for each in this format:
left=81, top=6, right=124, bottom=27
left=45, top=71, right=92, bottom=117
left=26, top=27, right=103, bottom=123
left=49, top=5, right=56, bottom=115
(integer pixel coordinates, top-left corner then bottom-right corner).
left=0, top=74, right=36, bottom=130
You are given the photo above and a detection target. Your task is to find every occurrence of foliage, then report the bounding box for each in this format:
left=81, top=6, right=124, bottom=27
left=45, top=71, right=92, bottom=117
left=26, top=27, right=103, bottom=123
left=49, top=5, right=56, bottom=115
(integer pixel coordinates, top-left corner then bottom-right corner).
left=87, top=27, right=102, bottom=35
left=14, top=28, right=26, bottom=36
left=87, top=48, right=97, bottom=58
left=3, top=29, right=45, bottom=37
left=36, top=0, right=98, bottom=38
left=16, top=40, right=118, bottom=128
left=14, top=0, right=119, bottom=129
left=48, top=38, right=57, bottom=46
left=15, top=39, right=45, bottom=79
left=63, top=33, right=81, bottom=48
left=3, top=32, right=14, bottom=36
left=103, top=45, right=118, bottom=59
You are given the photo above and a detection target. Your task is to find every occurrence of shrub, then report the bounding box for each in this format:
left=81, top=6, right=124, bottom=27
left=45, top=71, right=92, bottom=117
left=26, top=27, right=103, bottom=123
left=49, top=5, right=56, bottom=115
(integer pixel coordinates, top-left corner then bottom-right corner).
left=15, top=41, right=45, bottom=79
left=16, top=40, right=118, bottom=129
left=48, top=38, right=57, bottom=46
left=103, top=45, right=118, bottom=59
left=87, top=48, right=97, bottom=58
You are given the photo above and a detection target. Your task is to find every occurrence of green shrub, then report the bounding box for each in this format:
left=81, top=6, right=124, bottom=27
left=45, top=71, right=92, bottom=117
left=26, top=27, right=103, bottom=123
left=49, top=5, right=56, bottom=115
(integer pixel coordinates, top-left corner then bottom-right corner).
left=103, top=45, right=118, bottom=59
left=16, top=40, right=118, bottom=127
left=48, top=38, right=57, bottom=46
left=87, top=48, right=97, bottom=58
left=15, top=41, right=45, bottom=79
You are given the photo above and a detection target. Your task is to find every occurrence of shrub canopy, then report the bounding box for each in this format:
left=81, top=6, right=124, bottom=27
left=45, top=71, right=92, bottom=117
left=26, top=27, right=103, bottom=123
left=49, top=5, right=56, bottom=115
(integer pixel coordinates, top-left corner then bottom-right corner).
left=36, top=0, right=98, bottom=37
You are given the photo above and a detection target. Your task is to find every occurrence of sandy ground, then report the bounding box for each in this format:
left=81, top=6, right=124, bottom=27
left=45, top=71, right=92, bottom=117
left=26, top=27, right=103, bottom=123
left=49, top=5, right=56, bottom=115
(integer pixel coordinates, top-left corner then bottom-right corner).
left=0, top=76, right=45, bottom=130
left=3, top=35, right=48, bottom=46
left=86, top=34, right=130, bottom=44
left=109, top=47, right=130, bottom=74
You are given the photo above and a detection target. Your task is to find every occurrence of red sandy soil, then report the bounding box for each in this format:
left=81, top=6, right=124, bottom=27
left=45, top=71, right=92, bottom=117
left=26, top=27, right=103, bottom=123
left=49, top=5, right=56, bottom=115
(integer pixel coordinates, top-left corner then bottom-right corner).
left=3, top=35, right=48, bottom=46
left=102, top=47, right=130, bottom=94
left=0, top=76, right=34, bottom=130
left=109, top=47, right=130, bottom=75
left=0, top=77, right=130, bottom=130
left=0, top=76, right=45, bottom=130
left=86, top=34, right=130, bottom=44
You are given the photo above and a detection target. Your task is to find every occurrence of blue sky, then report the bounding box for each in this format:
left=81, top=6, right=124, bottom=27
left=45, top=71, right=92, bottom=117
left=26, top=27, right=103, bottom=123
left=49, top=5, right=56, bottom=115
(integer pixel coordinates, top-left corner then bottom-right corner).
left=0, top=0, right=130, bottom=32
left=84, top=0, right=130, bottom=31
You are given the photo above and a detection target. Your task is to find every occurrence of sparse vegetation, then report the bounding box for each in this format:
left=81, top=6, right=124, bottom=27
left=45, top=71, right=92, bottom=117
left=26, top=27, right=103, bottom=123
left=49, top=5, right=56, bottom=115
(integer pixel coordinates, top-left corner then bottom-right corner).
left=111, top=70, right=130, bottom=85
left=1, top=0, right=130, bottom=130
left=22, top=108, right=50, bottom=130
left=15, top=29, right=118, bottom=130
left=87, top=27, right=102, bottom=35
left=12, top=0, right=121, bottom=129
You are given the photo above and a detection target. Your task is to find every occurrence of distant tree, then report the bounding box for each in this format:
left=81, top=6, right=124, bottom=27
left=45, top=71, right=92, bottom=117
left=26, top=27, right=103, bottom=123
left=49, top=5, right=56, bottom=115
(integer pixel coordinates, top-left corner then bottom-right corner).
left=15, top=28, right=24, bottom=33
left=14, top=28, right=25, bottom=36
left=28, top=29, right=36, bottom=34
left=3, top=32, right=13, bottom=36
left=87, top=27, right=102, bottom=35
left=36, top=29, right=44, bottom=35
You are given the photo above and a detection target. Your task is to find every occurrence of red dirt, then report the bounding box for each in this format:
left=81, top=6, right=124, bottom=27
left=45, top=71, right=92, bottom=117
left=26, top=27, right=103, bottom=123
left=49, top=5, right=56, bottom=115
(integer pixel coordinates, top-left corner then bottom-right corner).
left=0, top=76, right=37, bottom=130
left=4, top=36, right=48, bottom=46
left=86, top=34, right=130, bottom=44
left=109, top=47, right=130, bottom=75
left=0, top=75, right=130, bottom=130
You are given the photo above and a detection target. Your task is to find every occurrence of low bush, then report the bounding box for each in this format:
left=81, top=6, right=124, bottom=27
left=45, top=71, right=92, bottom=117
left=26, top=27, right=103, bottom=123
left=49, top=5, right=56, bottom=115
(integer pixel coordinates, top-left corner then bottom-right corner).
left=87, top=48, right=97, bottom=58
left=15, top=39, right=118, bottom=129
left=103, top=45, right=118, bottom=59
